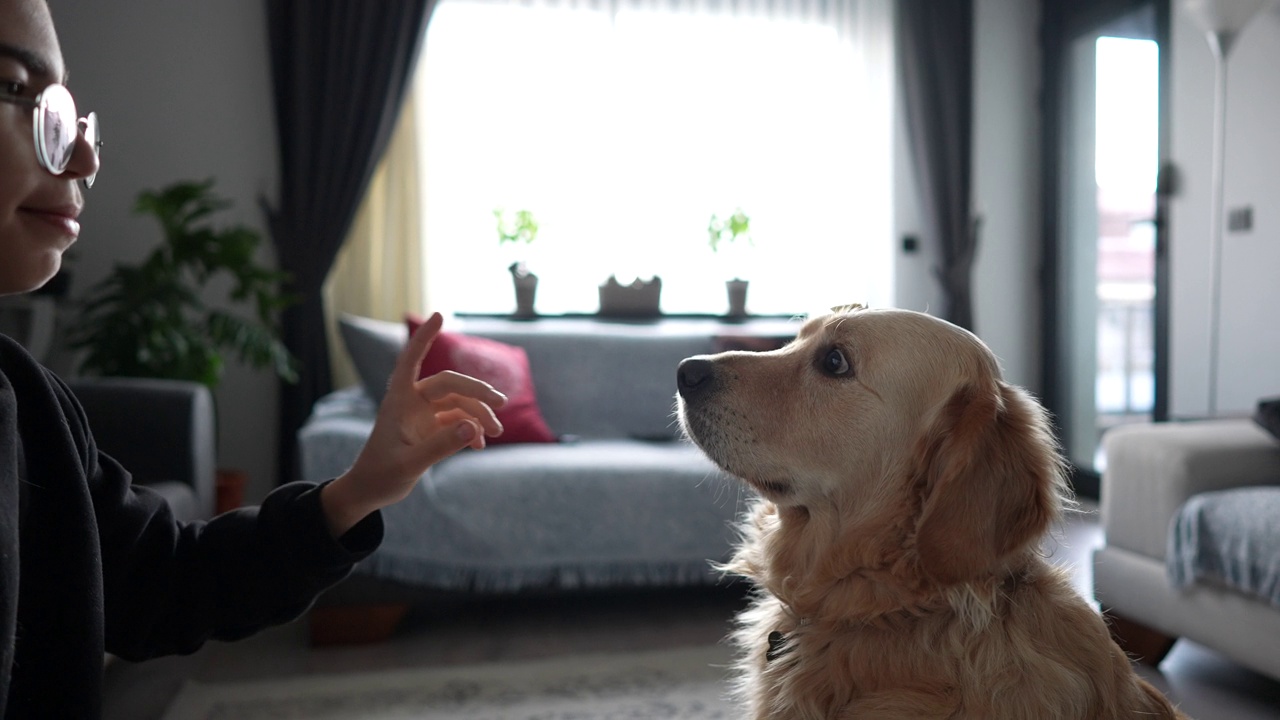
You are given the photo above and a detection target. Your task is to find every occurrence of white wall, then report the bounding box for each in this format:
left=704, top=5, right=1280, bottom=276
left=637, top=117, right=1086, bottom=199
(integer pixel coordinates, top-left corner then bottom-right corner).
left=971, top=0, right=1043, bottom=393
left=1168, top=3, right=1280, bottom=417
left=49, top=0, right=281, bottom=502
left=892, top=89, right=946, bottom=322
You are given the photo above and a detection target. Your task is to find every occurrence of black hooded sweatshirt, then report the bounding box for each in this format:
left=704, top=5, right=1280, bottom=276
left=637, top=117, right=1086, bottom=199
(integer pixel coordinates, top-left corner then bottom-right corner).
left=0, top=334, right=382, bottom=717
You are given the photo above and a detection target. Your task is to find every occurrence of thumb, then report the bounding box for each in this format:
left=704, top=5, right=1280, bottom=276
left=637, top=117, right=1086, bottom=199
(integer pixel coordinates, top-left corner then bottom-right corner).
left=413, top=419, right=484, bottom=468
left=454, top=419, right=482, bottom=448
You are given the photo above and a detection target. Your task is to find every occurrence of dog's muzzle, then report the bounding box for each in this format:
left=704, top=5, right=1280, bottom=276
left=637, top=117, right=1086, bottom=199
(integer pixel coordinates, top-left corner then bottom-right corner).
left=677, top=356, right=717, bottom=402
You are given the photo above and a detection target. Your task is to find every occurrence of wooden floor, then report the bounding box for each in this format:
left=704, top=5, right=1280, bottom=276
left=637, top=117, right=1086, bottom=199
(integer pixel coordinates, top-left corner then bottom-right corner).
left=103, top=503, right=1280, bottom=720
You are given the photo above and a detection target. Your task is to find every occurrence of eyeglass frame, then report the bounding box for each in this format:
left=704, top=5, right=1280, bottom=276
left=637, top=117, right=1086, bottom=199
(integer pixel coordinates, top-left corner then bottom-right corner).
left=0, top=82, right=100, bottom=189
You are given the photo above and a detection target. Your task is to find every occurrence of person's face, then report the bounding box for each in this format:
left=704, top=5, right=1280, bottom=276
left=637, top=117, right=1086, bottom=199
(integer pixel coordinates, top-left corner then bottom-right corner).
left=0, top=0, right=99, bottom=296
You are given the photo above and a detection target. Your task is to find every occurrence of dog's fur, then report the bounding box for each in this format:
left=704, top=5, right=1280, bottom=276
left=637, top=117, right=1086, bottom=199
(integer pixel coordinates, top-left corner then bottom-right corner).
left=676, top=308, right=1187, bottom=719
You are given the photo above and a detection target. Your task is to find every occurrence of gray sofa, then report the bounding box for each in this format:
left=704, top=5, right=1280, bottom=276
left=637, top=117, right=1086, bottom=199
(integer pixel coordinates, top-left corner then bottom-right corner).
left=1093, top=417, right=1280, bottom=681
left=68, top=377, right=217, bottom=524
left=298, top=314, right=799, bottom=643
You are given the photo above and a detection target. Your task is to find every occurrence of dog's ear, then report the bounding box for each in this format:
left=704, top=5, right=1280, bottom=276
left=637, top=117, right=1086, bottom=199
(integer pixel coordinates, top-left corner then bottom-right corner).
left=913, top=382, right=1064, bottom=586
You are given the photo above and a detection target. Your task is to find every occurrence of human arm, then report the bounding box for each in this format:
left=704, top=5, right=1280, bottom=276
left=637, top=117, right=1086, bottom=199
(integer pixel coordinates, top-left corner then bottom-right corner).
left=32, top=312, right=503, bottom=660
left=2, top=346, right=379, bottom=661
left=93, top=465, right=385, bottom=659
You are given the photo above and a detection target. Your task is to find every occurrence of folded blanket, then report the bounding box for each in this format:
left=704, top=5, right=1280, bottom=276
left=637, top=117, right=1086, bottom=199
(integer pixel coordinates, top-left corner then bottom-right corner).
left=1168, top=486, right=1280, bottom=607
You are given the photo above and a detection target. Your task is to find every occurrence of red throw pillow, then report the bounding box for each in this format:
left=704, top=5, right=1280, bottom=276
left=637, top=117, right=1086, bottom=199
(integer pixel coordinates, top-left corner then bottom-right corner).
left=405, top=314, right=557, bottom=444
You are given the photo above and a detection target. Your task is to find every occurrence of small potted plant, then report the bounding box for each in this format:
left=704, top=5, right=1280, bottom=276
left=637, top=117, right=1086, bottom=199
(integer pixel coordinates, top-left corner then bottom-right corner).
left=495, top=207, right=539, bottom=318
left=708, top=208, right=753, bottom=317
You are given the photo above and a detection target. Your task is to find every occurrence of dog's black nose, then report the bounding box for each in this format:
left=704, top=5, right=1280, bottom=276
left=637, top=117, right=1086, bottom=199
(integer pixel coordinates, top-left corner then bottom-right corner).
left=677, top=357, right=717, bottom=399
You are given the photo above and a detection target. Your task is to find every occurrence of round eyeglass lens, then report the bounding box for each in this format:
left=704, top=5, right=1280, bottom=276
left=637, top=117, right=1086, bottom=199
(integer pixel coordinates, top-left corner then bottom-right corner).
left=81, top=112, right=100, bottom=188
left=34, top=84, right=78, bottom=174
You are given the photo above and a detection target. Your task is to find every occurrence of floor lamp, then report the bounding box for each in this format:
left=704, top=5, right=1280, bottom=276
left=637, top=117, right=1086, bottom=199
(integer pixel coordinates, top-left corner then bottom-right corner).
left=1184, top=0, right=1274, bottom=416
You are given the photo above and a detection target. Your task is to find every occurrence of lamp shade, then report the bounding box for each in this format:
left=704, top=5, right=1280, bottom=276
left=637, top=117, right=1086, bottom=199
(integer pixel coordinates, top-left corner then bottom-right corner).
left=1184, top=0, right=1275, bottom=56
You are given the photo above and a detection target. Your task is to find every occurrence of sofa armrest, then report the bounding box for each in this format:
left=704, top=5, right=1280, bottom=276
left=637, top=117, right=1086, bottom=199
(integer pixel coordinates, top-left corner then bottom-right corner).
left=297, top=387, right=376, bottom=483
left=1100, top=419, right=1280, bottom=561
left=66, top=377, right=217, bottom=521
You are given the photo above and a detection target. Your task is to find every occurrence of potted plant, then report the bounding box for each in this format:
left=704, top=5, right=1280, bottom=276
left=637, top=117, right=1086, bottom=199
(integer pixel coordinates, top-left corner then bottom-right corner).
left=495, top=207, right=539, bottom=318
left=708, top=208, right=753, bottom=317
left=64, top=178, right=298, bottom=511
left=66, top=178, right=298, bottom=387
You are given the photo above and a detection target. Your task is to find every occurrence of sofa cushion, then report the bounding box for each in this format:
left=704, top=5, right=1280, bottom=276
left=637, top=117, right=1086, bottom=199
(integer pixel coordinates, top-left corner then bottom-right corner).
left=337, top=313, right=407, bottom=404
left=358, top=438, right=744, bottom=592
left=408, top=314, right=557, bottom=444
left=453, top=319, right=726, bottom=441
left=1168, top=486, right=1280, bottom=607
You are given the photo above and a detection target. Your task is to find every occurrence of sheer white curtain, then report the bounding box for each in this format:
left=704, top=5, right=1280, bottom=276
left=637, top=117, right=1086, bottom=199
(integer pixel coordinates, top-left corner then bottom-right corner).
left=417, top=0, right=893, bottom=317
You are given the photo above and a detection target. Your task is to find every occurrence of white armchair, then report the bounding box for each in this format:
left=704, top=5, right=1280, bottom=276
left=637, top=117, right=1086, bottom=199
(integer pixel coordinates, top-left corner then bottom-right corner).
left=1093, top=418, right=1280, bottom=681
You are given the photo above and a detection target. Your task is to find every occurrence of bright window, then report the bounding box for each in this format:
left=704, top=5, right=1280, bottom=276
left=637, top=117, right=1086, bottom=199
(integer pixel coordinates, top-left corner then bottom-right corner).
left=417, top=0, right=894, bottom=317
left=1094, top=37, right=1159, bottom=418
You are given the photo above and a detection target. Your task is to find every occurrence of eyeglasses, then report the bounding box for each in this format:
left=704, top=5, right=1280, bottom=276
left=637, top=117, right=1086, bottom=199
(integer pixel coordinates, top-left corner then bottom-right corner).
left=0, top=82, right=101, bottom=188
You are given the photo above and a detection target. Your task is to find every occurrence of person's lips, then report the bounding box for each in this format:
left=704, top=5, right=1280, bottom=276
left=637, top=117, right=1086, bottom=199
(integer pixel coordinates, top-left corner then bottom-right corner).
left=21, top=204, right=82, bottom=238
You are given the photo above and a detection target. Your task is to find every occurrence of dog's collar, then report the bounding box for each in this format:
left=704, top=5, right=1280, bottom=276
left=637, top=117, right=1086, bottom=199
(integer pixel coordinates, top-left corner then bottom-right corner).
left=766, top=618, right=810, bottom=663
left=766, top=630, right=792, bottom=662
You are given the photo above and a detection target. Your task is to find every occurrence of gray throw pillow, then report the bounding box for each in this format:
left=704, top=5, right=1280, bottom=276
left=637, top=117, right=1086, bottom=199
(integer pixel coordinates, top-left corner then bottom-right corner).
left=1255, top=396, right=1280, bottom=443
left=338, top=313, right=407, bottom=403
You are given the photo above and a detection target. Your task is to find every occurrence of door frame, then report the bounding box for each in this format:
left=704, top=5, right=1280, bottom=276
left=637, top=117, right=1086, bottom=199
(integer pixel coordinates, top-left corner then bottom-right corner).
left=1039, top=0, right=1171, bottom=498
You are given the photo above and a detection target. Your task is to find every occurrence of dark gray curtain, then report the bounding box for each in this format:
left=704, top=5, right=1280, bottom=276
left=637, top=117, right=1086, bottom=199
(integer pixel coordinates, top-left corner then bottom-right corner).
left=896, top=0, right=977, bottom=331
left=264, top=0, right=433, bottom=484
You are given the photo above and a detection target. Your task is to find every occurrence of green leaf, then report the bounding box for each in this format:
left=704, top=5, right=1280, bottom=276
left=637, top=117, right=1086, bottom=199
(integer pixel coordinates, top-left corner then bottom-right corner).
left=495, top=207, right=539, bottom=245
left=64, top=178, right=298, bottom=390
left=707, top=209, right=751, bottom=252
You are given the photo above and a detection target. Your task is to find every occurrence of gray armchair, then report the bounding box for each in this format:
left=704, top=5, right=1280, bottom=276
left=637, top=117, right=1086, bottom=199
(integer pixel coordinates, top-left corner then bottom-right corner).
left=66, top=377, right=217, bottom=523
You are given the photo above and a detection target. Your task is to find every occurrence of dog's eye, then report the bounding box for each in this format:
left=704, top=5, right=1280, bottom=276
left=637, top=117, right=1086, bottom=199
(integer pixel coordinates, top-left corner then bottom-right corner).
left=820, top=347, right=852, bottom=377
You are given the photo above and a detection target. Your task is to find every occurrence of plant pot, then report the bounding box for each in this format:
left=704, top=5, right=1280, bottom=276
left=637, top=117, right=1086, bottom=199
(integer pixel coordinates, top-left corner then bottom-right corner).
left=510, top=263, right=538, bottom=318
left=598, top=275, right=662, bottom=318
left=215, top=467, right=247, bottom=514
left=726, top=279, right=749, bottom=318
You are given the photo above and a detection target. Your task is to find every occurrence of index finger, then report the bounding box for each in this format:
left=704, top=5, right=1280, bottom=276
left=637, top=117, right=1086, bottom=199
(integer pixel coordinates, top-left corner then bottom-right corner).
left=392, top=312, right=445, bottom=387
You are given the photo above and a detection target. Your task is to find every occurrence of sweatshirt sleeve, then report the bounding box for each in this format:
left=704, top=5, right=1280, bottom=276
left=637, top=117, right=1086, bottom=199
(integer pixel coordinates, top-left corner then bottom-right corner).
left=81, top=411, right=383, bottom=660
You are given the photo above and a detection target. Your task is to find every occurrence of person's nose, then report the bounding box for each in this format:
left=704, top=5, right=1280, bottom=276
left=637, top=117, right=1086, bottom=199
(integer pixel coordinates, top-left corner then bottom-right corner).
left=63, top=124, right=100, bottom=184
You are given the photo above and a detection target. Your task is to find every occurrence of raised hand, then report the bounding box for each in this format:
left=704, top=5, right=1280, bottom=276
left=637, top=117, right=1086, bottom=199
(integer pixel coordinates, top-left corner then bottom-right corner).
left=320, top=312, right=506, bottom=536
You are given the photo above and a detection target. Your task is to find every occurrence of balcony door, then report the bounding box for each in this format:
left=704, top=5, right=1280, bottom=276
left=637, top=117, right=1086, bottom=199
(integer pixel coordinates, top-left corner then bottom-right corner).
left=1041, top=0, right=1171, bottom=498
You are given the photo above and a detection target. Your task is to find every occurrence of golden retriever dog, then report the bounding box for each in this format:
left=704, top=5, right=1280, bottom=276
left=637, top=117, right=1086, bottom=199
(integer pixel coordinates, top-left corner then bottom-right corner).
left=676, top=307, right=1187, bottom=719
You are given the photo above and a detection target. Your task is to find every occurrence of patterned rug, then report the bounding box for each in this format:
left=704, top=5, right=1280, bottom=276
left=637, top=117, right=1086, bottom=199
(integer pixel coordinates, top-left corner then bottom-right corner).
left=161, top=644, right=739, bottom=720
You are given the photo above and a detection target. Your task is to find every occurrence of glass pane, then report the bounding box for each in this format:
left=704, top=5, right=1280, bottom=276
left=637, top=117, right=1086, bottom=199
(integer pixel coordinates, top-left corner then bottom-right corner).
left=1093, top=36, right=1158, bottom=468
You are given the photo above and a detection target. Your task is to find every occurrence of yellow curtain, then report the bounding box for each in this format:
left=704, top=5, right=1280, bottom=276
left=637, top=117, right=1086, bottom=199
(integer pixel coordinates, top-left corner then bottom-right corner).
left=323, top=91, right=424, bottom=390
